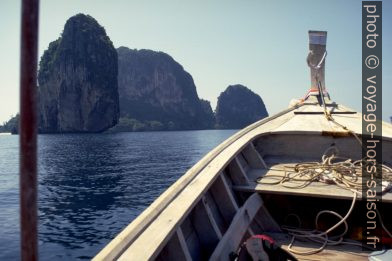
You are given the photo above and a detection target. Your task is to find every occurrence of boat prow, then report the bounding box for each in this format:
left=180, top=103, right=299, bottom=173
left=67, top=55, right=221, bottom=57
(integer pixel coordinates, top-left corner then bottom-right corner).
left=94, top=31, right=392, bottom=261
left=94, top=97, right=392, bottom=260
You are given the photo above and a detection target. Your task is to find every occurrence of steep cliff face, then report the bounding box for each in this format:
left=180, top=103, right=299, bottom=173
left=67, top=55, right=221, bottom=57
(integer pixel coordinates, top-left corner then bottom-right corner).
left=200, top=99, right=215, bottom=128
left=117, top=47, right=213, bottom=130
left=215, top=84, right=268, bottom=129
left=38, top=14, right=119, bottom=133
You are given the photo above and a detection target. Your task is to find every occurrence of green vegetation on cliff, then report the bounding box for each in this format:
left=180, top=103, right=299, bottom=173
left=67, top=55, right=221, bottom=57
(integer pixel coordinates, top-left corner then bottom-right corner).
left=36, top=14, right=269, bottom=133
left=215, top=84, right=268, bottom=129
left=116, top=47, right=214, bottom=130
left=38, top=13, right=119, bottom=133
left=0, top=114, right=19, bottom=134
left=107, top=117, right=166, bottom=132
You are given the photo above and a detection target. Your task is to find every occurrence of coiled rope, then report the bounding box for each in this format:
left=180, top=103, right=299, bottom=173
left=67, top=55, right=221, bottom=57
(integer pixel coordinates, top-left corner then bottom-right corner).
left=256, top=147, right=392, bottom=191
left=255, top=148, right=392, bottom=255
left=254, top=123, right=392, bottom=255
left=283, top=191, right=357, bottom=255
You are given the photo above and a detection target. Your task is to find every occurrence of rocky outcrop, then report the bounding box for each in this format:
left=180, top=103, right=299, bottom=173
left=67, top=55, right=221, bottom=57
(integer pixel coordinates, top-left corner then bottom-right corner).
left=200, top=99, right=215, bottom=128
left=0, top=114, right=19, bottom=134
left=215, top=84, right=268, bottom=129
left=116, top=47, right=213, bottom=130
left=38, top=14, right=119, bottom=133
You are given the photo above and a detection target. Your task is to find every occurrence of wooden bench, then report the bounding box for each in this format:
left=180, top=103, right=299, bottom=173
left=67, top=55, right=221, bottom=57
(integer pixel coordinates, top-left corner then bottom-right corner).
left=232, top=164, right=392, bottom=203
left=268, top=232, right=369, bottom=261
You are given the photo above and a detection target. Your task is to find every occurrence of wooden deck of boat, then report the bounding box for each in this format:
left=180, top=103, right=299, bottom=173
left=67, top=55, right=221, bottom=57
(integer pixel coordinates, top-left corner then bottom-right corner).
left=267, top=101, right=392, bottom=140
left=233, top=162, right=392, bottom=203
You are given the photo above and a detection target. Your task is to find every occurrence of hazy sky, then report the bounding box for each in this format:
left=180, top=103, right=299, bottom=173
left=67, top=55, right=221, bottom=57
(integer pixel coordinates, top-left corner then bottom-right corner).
left=0, top=0, right=391, bottom=123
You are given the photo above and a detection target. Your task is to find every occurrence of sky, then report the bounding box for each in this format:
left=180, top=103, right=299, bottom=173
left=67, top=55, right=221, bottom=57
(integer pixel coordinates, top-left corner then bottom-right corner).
left=0, top=0, right=391, bottom=124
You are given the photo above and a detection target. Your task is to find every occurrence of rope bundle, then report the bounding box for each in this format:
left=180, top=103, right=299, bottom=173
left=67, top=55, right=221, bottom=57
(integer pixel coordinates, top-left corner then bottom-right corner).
left=256, top=147, right=392, bottom=193
left=282, top=191, right=358, bottom=255
left=255, top=148, right=392, bottom=255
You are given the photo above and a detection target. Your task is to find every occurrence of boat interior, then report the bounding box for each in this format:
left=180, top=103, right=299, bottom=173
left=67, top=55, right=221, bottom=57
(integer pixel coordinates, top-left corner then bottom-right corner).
left=94, top=100, right=392, bottom=261
left=94, top=30, right=392, bottom=260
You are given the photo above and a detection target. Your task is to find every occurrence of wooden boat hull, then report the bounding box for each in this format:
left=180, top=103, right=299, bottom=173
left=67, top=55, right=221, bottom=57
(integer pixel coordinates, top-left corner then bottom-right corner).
left=94, top=100, right=392, bottom=260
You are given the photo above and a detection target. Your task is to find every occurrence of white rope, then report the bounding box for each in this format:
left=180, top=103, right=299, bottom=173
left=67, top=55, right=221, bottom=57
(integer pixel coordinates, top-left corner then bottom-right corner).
left=282, top=191, right=356, bottom=255
left=256, top=152, right=392, bottom=192
left=255, top=150, right=392, bottom=256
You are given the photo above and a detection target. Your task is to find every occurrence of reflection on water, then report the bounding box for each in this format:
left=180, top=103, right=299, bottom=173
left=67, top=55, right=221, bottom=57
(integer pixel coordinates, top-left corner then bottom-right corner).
left=0, top=130, right=237, bottom=260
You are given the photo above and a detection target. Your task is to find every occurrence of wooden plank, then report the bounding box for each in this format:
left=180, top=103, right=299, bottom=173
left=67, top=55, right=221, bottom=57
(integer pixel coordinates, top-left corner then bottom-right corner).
left=210, top=193, right=264, bottom=261
left=247, top=168, right=268, bottom=182
left=237, top=153, right=250, bottom=173
left=255, top=134, right=366, bottom=163
left=157, top=228, right=192, bottom=261
left=204, top=190, right=228, bottom=235
left=245, top=205, right=281, bottom=235
left=294, top=111, right=357, bottom=115
left=185, top=231, right=201, bottom=260
left=181, top=217, right=201, bottom=260
left=191, top=200, right=221, bottom=257
left=249, top=219, right=262, bottom=235
left=180, top=215, right=193, bottom=240
left=242, top=142, right=268, bottom=169
left=176, top=228, right=192, bottom=261
left=232, top=164, right=392, bottom=203
left=267, top=103, right=392, bottom=140
left=253, top=205, right=282, bottom=233
left=220, top=172, right=240, bottom=210
left=234, top=182, right=392, bottom=203
left=228, top=157, right=249, bottom=186
left=209, top=173, right=239, bottom=229
left=201, top=195, right=223, bottom=239
left=268, top=232, right=369, bottom=261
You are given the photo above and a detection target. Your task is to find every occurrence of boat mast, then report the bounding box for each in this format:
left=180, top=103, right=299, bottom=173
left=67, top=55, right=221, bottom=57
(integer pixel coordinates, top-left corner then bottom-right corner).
left=307, top=31, right=328, bottom=102
left=20, top=0, right=39, bottom=260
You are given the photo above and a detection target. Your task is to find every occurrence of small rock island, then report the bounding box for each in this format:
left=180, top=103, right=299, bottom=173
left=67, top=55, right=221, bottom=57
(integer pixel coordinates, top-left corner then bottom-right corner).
left=215, top=84, right=268, bottom=129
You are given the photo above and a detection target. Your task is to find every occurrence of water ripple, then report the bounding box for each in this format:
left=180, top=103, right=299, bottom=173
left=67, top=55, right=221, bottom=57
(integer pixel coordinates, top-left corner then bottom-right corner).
left=0, top=130, right=236, bottom=260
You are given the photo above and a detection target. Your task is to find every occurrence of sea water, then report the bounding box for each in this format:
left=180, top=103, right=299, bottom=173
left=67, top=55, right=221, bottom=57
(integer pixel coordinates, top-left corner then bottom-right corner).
left=0, top=130, right=237, bottom=260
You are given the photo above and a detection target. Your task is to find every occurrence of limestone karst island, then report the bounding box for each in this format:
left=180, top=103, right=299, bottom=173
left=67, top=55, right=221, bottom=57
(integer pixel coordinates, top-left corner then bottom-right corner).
left=0, top=14, right=268, bottom=134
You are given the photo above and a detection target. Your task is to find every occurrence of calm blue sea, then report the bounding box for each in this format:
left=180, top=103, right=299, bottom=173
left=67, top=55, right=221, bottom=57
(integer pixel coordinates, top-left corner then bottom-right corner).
left=0, top=130, right=237, bottom=260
